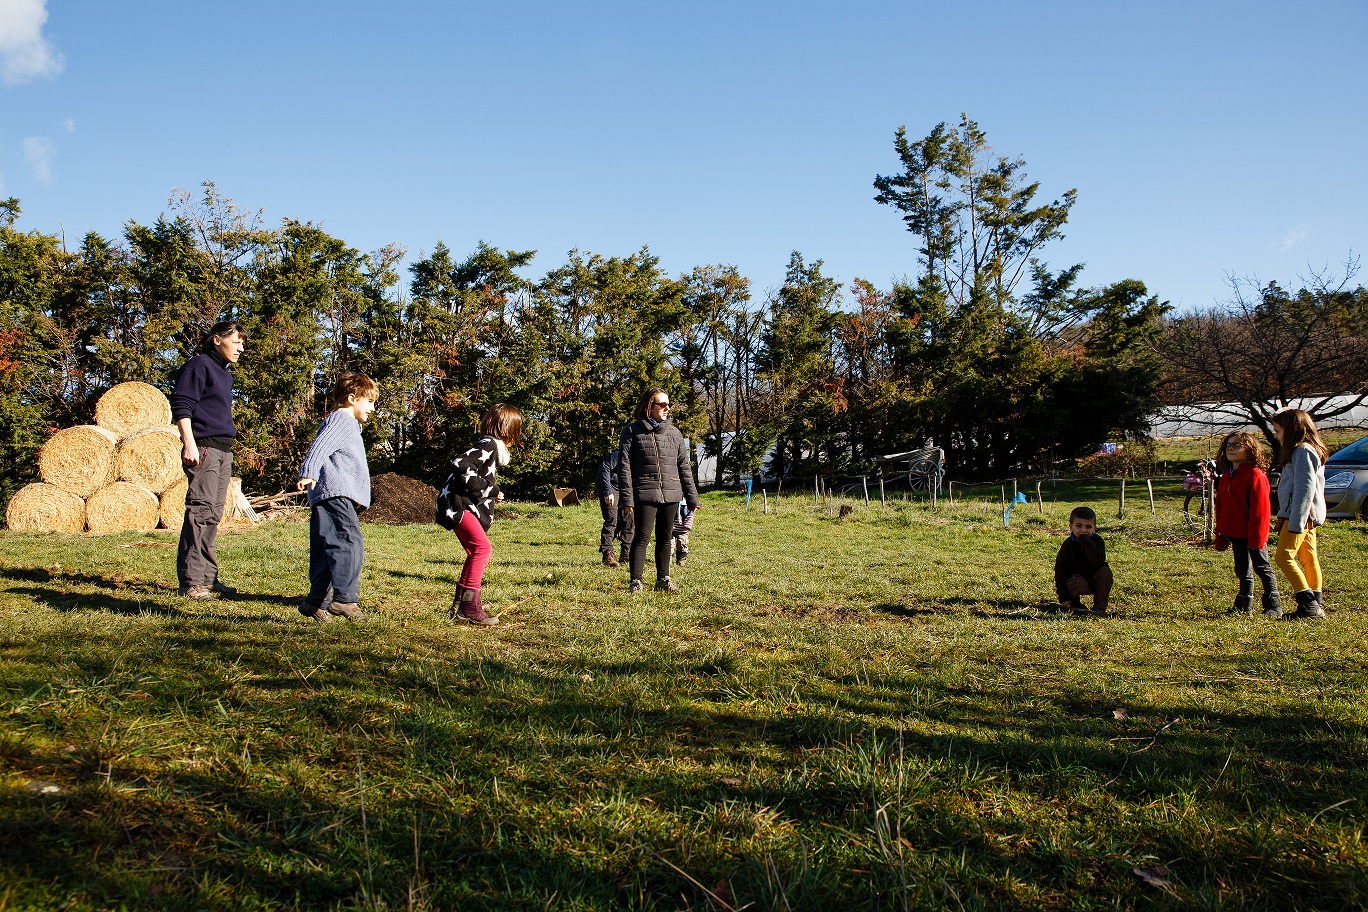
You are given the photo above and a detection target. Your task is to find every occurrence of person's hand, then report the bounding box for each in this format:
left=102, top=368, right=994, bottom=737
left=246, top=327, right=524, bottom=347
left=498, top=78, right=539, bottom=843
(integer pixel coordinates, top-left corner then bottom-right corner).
left=296, top=478, right=315, bottom=492
left=604, top=493, right=615, bottom=507
left=182, top=441, right=201, bottom=466
left=1212, top=535, right=1230, bottom=552
left=623, top=505, right=633, bottom=515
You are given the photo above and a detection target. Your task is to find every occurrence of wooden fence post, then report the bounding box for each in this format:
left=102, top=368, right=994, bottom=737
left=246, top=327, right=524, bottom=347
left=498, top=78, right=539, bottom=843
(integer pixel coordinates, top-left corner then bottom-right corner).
left=1118, top=478, right=1126, bottom=519
left=879, top=476, right=886, bottom=508
left=862, top=476, right=870, bottom=507
left=762, top=488, right=769, bottom=514
left=1036, top=480, right=1043, bottom=514
left=1146, top=479, right=1155, bottom=516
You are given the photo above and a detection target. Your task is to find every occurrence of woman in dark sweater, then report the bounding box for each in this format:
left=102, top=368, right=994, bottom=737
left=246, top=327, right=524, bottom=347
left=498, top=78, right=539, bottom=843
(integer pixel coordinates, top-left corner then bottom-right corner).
left=170, top=320, right=246, bottom=601
left=620, top=387, right=699, bottom=593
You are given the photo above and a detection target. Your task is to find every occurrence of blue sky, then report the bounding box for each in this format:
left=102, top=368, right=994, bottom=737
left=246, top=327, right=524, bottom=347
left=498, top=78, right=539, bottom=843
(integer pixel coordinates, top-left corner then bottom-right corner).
left=2, top=1, right=1365, bottom=310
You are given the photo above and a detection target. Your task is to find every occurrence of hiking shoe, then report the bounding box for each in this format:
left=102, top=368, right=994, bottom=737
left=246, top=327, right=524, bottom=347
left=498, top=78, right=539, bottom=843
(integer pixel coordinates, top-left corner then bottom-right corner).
left=629, top=579, right=644, bottom=595
left=211, top=580, right=238, bottom=597
left=298, top=599, right=332, bottom=623
left=675, top=548, right=688, bottom=566
left=326, top=601, right=365, bottom=620
left=179, top=585, right=214, bottom=601
left=602, top=550, right=619, bottom=568
left=655, top=577, right=679, bottom=594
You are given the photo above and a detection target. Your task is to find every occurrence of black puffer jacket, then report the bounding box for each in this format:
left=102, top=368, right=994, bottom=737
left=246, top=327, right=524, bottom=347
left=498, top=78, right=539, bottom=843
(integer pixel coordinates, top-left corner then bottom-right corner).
left=619, top=418, right=700, bottom=508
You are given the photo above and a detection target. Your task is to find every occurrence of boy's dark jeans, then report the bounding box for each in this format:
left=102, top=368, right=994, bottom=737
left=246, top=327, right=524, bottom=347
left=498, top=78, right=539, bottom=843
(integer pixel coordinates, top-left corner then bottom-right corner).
left=308, top=496, right=363, bottom=604
left=600, top=497, right=634, bottom=553
left=630, top=501, right=679, bottom=582
left=1229, top=537, right=1278, bottom=606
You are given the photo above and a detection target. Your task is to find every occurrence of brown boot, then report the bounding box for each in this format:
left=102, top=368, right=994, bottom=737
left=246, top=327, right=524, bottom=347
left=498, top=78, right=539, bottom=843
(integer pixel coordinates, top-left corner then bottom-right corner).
left=451, top=586, right=498, bottom=626
left=601, top=549, right=619, bottom=568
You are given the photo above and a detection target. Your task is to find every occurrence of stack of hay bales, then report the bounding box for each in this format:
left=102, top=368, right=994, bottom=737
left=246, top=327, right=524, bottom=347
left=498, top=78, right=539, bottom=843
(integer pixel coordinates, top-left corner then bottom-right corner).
left=5, top=381, right=259, bottom=534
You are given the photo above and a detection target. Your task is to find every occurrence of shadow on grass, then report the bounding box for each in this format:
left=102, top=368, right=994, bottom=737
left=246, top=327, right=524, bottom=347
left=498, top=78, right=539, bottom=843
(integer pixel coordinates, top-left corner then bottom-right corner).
left=1, top=621, right=1366, bottom=908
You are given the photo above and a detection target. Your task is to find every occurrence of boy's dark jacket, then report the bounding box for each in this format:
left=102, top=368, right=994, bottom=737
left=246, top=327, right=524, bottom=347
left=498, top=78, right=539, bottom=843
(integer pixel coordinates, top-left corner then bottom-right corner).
left=436, top=436, right=505, bottom=532
left=1054, top=533, right=1108, bottom=603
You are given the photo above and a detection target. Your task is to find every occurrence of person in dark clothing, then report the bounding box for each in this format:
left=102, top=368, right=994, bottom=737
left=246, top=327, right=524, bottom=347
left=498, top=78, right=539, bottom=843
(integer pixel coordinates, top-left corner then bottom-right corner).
left=170, top=320, right=246, bottom=601
left=1054, top=506, right=1111, bottom=614
left=596, top=443, right=633, bottom=567
left=620, top=387, right=700, bottom=593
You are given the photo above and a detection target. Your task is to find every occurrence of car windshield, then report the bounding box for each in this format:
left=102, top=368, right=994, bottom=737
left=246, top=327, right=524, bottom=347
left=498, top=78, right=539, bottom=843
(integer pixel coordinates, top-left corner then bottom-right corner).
left=1328, top=435, right=1368, bottom=464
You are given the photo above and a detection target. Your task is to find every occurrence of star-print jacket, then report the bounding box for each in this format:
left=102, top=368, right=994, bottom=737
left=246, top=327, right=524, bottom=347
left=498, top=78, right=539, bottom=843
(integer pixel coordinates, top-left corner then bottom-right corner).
left=436, top=435, right=510, bottom=532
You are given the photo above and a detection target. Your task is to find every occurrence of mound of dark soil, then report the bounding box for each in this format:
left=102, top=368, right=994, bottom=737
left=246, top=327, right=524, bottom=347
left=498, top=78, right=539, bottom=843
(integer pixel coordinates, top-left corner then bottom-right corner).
left=363, top=473, right=438, bottom=525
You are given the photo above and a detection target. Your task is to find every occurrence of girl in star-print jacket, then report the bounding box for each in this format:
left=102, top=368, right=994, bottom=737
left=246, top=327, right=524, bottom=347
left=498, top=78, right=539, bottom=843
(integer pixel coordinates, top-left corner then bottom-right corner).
left=436, top=404, right=522, bottom=626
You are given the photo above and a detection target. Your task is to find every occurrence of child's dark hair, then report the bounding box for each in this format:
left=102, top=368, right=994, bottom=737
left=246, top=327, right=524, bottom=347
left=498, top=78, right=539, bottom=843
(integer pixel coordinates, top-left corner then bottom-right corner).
left=1069, top=506, right=1097, bottom=523
left=331, top=371, right=379, bottom=408
left=201, top=320, right=247, bottom=354
left=482, top=404, right=523, bottom=447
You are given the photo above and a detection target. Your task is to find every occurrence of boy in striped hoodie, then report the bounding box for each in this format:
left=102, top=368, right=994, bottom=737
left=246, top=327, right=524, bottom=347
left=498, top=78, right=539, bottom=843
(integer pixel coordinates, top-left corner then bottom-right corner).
left=296, top=372, right=379, bottom=622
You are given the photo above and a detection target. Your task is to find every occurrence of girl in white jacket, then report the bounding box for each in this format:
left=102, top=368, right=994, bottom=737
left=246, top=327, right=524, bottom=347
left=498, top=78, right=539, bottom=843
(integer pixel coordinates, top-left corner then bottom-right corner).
left=1271, top=409, right=1328, bottom=620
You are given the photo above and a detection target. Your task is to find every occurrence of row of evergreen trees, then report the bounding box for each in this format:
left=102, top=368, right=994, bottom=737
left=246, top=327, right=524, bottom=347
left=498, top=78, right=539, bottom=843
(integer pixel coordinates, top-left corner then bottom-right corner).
left=0, top=119, right=1168, bottom=509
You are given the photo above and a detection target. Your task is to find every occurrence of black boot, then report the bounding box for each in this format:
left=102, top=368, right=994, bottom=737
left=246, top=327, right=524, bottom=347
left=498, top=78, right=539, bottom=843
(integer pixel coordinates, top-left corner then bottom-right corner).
left=1311, top=590, right=1325, bottom=613
left=1260, top=591, right=1282, bottom=619
left=1284, top=589, right=1325, bottom=621
left=1229, top=593, right=1254, bottom=615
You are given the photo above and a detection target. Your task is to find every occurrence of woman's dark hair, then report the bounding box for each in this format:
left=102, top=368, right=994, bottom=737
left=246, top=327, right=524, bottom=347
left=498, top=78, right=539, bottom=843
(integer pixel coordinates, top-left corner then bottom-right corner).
left=482, top=404, right=523, bottom=447
left=633, top=387, right=669, bottom=421
left=1272, top=409, right=1328, bottom=467
left=331, top=371, right=379, bottom=408
left=201, top=320, right=247, bottom=354
left=1215, top=431, right=1268, bottom=472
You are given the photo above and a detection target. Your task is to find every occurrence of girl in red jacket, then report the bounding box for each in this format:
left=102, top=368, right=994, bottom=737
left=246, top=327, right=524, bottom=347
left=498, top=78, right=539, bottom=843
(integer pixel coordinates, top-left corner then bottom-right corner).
left=1213, top=431, right=1282, bottom=617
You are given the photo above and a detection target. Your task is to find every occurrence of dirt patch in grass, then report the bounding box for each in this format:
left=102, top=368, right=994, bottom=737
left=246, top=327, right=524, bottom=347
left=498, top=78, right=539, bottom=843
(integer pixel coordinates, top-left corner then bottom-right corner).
left=362, top=472, right=438, bottom=525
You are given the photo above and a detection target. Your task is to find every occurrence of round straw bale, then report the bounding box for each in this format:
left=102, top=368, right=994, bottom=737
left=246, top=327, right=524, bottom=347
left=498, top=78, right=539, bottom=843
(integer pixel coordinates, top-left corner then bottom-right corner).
left=4, top=483, right=86, bottom=533
left=38, top=425, right=119, bottom=497
left=95, top=382, right=171, bottom=439
left=159, top=476, right=188, bottom=530
left=116, top=425, right=183, bottom=493
left=85, top=481, right=160, bottom=534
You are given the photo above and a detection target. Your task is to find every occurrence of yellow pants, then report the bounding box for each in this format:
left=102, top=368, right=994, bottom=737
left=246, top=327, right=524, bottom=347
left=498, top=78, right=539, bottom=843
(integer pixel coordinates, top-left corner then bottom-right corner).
left=1274, top=524, right=1322, bottom=593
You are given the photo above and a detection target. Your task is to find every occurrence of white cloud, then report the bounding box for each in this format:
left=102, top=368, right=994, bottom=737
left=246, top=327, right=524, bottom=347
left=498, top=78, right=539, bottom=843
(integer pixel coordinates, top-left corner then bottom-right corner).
left=1278, top=223, right=1309, bottom=253
left=62, top=116, right=73, bottom=134
left=22, top=135, right=53, bottom=183
left=0, top=0, right=63, bottom=86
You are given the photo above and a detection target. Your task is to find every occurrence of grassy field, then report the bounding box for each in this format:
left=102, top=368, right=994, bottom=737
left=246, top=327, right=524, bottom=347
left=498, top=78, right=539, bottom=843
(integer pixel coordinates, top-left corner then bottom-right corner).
left=1, top=481, right=1366, bottom=911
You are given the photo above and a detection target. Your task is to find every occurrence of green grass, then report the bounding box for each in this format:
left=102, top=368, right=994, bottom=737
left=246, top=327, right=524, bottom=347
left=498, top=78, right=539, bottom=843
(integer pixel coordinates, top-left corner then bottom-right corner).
left=1150, top=427, right=1368, bottom=467
left=2, top=486, right=1366, bottom=910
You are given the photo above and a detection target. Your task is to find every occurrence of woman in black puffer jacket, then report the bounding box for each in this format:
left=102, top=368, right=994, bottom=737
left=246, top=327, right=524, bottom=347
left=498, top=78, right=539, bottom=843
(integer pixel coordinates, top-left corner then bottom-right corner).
left=620, top=387, right=700, bottom=593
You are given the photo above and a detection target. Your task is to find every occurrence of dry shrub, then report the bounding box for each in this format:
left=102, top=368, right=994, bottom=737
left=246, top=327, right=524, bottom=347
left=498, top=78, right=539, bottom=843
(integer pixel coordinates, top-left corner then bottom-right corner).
left=116, top=426, right=183, bottom=493
left=1075, top=438, right=1159, bottom=478
left=86, top=481, right=160, bottom=534
left=38, top=425, right=119, bottom=497
left=95, top=382, right=171, bottom=439
left=5, top=483, right=86, bottom=532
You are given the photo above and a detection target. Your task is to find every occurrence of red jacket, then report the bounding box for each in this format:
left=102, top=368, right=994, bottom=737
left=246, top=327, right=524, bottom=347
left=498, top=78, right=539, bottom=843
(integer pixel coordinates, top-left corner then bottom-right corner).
left=1215, top=463, right=1272, bottom=545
